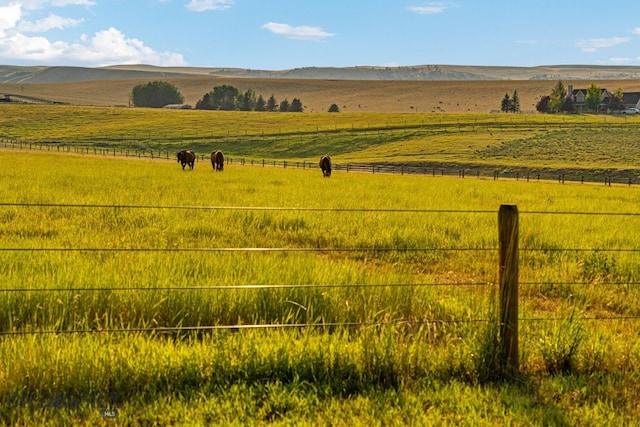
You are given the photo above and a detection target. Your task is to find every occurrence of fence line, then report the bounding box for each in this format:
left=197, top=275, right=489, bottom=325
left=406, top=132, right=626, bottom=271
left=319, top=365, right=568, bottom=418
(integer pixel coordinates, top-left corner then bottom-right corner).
left=6, top=201, right=640, bottom=217
left=4, top=202, right=640, bottom=375
left=0, top=201, right=497, bottom=214
left=2, top=138, right=639, bottom=185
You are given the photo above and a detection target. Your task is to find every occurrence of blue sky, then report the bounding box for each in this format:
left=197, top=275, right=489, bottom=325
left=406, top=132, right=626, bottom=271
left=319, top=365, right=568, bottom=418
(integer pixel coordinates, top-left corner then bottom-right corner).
left=0, top=0, right=639, bottom=69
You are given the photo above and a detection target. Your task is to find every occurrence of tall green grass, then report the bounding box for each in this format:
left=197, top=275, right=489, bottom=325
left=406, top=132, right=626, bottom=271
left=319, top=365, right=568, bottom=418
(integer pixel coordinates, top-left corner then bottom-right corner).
left=3, top=150, right=640, bottom=424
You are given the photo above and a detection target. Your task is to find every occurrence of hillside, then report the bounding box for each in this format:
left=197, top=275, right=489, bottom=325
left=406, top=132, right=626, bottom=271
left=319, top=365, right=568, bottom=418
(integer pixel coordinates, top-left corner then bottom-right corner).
left=2, top=64, right=640, bottom=112
left=4, top=64, right=640, bottom=83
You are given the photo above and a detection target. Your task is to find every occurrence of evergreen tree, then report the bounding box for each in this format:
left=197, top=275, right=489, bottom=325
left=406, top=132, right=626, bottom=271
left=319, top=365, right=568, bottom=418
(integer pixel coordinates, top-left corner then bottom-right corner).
left=255, top=95, right=267, bottom=112
left=195, top=92, right=213, bottom=110
left=289, top=98, right=304, bottom=112
left=501, top=93, right=511, bottom=112
left=511, top=90, right=520, bottom=113
left=279, top=99, right=290, bottom=112
left=328, top=103, right=340, bottom=112
left=238, top=89, right=256, bottom=111
left=266, top=95, right=278, bottom=112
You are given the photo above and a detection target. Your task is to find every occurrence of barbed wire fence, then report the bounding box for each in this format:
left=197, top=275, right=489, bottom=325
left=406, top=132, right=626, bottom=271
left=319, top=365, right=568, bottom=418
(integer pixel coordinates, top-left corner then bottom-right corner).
left=3, top=202, right=640, bottom=375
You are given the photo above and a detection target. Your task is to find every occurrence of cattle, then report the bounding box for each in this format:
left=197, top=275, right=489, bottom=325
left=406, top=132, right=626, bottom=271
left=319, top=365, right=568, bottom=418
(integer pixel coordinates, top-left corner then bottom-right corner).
left=210, top=150, right=224, bottom=171
left=319, top=155, right=332, bottom=177
left=177, top=150, right=196, bottom=170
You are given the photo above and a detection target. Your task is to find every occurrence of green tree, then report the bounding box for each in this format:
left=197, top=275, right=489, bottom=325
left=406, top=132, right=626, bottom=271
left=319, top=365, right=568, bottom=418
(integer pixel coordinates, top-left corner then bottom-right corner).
left=238, top=89, right=256, bottom=111
left=548, top=80, right=567, bottom=113
left=500, top=93, right=511, bottom=112
left=255, top=95, right=266, bottom=112
left=585, top=83, right=601, bottom=113
left=500, top=90, right=520, bottom=113
left=279, top=99, right=290, bottom=112
left=328, top=103, right=340, bottom=112
left=211, top=85, right=240, bottom=110
left=289, top=98, right=304, bottom=112
left=511, top=90, right=520, bottom=112
left=131, top=81, right=183, bottom=108
left=266, top=95, right=278, bottom=112
left=195, top=92, right=213, bottom=110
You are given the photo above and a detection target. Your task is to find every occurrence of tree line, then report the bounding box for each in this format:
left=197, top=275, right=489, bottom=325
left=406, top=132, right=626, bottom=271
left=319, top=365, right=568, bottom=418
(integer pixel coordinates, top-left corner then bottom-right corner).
left=194, top=85, right=303, bottom=112
left=130, top=81, right=317, bottom=112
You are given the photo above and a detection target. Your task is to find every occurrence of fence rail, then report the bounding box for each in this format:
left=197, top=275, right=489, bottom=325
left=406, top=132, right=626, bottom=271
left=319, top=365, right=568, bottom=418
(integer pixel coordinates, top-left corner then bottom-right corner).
left=2, top=138, right=639, bottom=185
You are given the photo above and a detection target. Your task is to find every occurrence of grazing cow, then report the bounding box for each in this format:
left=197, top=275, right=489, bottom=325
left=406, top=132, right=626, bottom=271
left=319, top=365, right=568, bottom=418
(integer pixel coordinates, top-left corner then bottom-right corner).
left=177, top=150, right=196, bottom=170
left=210, top=150, right=224, bottom=171
left=319, top=155, right=332, bottom=177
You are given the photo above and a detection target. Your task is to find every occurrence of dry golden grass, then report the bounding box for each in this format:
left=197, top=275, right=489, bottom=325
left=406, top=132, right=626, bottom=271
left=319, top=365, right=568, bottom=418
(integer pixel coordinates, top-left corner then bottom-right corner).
left=3, top=77, right=640, bottom=113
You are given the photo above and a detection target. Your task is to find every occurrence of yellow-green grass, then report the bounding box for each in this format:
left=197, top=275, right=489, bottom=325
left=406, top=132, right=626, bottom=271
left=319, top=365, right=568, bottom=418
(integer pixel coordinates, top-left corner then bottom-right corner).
left=3, top=105, right=640, bottom=182
left=3, top=151, right=640, bottom=424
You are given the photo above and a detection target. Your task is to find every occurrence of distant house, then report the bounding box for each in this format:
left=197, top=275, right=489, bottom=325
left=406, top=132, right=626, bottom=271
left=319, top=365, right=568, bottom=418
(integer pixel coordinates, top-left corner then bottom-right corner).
left=621, top=92, right=640, bottom=110
left=567, top=85, right=611, bottom=113
left=568, top=84, right=640, bottom=113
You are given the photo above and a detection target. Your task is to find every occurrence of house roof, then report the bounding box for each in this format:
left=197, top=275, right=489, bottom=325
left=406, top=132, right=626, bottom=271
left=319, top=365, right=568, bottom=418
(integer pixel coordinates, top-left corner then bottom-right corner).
left=622, top=92, right=640, bottom=104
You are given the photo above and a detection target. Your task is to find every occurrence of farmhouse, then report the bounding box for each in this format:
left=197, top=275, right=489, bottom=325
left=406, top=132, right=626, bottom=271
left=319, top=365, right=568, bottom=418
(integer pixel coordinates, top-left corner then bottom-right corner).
left=568, top=84, right=640, bottom=113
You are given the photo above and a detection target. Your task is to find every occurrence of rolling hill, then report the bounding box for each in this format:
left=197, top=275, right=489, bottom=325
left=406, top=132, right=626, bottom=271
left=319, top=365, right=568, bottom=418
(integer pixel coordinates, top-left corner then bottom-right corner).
left=2, top=64, right=640, bottom=112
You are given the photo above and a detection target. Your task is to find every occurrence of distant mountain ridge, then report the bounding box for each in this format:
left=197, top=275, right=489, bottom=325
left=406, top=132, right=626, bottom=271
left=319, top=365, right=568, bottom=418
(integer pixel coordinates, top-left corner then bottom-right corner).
left=2, top=64, right=640, bottom=84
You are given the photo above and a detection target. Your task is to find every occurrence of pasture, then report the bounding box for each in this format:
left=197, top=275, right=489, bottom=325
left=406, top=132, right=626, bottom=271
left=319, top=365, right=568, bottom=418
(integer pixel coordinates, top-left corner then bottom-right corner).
left=2, top=104, right=640, bottom=183
left=2, top=73, right=640, bottom=113
left=2, top=150, right=640, bottom=425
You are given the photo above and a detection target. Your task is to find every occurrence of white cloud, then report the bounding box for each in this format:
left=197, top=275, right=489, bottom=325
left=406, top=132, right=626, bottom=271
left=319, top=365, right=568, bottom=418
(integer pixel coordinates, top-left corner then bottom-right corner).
left=407, top=2, right=456, bottom=15
left=0, top=3, right=186, bottom=66
left=260, top=22, right=335, bottom=41
left=18, top=14, right=83, bottom=32
left=632, top=27, right=640, bottom=35
left=186, top=0, right=234, bottom=12
left=576, top=37, right=630, bottom=52
left=82, top=27, right=186, bottom=66
left=2, top=0, right=96, bottom=10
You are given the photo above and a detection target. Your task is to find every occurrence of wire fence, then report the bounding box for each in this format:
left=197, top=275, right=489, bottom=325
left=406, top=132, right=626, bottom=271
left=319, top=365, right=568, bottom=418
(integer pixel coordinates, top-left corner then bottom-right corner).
left=2, top=202, right=640, bottom=339
left=2, top=138, right=639, bottom=185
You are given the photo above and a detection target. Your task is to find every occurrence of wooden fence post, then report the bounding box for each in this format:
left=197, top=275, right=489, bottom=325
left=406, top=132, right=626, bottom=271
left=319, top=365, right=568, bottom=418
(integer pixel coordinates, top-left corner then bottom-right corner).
left=498, top=204, right=519, bottom=374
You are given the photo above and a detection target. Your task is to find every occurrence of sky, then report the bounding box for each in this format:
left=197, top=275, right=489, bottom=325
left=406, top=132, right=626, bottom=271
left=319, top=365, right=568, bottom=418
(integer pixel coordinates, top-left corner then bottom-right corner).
left=0, top=0, right=639, bottom=69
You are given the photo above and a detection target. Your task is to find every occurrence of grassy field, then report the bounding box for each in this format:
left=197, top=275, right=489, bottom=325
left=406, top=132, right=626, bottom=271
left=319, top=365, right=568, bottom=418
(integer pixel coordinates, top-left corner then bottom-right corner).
left=3, top=75, right=640, bottom=113
left=3, top=149, right=640, bottom=425
left=2, top=104, right=640, bottom=187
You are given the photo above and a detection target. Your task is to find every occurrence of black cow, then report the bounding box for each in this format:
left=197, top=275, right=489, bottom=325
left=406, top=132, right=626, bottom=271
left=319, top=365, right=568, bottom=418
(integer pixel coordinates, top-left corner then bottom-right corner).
left=319, top=155, right=332, bottom=177
left=211, top=150, right=224, bottom=171
left=177, top=150, right=196, bottom=170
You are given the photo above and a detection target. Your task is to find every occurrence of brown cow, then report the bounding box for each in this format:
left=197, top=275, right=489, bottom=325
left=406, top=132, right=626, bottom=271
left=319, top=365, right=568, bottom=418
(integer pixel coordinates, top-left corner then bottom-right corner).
left=210, top=150, right=224, bottom=171
left=319, top=155, right=332, bottom=177
left=177, top=150, right=195, bottom=170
